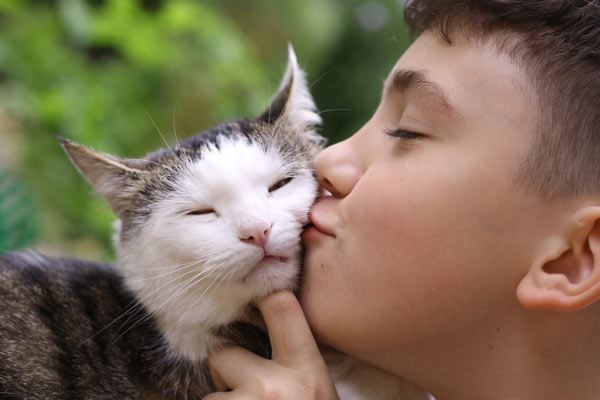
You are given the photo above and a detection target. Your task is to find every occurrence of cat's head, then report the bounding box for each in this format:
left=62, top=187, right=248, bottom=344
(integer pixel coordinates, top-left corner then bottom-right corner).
left=63, top=46, right=325, bottom=325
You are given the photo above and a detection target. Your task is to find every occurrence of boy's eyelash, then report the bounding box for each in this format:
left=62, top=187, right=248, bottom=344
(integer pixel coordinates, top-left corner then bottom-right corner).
left=384, top=127, right=425, bottom=140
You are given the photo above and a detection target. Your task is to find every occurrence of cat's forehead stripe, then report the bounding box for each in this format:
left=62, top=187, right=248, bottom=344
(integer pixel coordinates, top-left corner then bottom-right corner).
left=181, top=137, right=293, bottom=193
left=146, top=121, right=310, bottom=164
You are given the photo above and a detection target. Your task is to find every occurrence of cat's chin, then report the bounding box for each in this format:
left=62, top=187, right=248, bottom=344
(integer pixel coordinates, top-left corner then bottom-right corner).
left=242, top=255, right=288, bottom=282
left=243, top=256, right=299, bottom=295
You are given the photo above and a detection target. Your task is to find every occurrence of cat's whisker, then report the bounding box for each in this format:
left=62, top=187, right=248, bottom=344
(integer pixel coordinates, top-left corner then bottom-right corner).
left=187, top=264, right=235, bottom=306
left=266, top=78, right=273, bottom=124
left=111, top=309, right=155, bottom=346
left=83, top=259, right=208, bottom=345
left=142, top=159, right=180, bottom=175
left=172, top=101, right=180, bottom=146
left=143, top=106, right=176, bottom=155
left=109, top=264, right=218, bottom=345
left=162, top=267, right=233, bottom=336
left=166, top=261, right=233, bottom=317
left=128, top=257, right=208, bottom=273
left=156, top=260, right=229, bottom=304
left=126, top=266, right=208, bottom=309
left=87, top=268, right=208, bottom=345
left=126, top=260, right=205, bottom=283
left=154, top=266, right=221, bottom=308
left=204, top=263, right=236, bottom=296
left=125, top=266, right=209, bottom=308
left=82, top=299, right=145, bottom=346
left=131, top=258, right=229, bottom=325
left=308, top=68, right=334, bottom=90
left=317, top=108, right=351, bottom=114
left=120, top=263, right=231, bottom=343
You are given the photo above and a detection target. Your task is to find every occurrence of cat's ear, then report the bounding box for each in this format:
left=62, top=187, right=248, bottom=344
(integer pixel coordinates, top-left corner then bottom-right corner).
left=258, top=44, right=324, bottom=147
left=61, top=139, right=147, bottom=219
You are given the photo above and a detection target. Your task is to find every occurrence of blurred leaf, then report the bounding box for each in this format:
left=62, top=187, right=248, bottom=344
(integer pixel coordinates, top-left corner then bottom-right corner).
left=0, top=169, right=38, bottom=253
left=58, top=0, right=92, bottom=46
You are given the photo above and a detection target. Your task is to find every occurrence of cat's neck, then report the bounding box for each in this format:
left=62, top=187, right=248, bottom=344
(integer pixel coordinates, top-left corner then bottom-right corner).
left=118, top=249, right=254, bottom=363
left=156, top=321, right=223, bottom=363
left=151, top=292, right=251, bottom=362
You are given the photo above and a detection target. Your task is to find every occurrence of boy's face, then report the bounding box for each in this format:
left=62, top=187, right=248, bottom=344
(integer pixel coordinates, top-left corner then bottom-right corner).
left=300, top=31, right=550, bottom=376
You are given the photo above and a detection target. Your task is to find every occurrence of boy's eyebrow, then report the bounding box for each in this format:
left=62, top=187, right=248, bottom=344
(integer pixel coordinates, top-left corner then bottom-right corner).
left=384, top=69, right=461, bottom=118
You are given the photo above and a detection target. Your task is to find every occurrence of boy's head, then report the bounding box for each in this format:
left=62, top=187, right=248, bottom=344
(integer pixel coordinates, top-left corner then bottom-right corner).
left=300, top=0, right=600, bottom=396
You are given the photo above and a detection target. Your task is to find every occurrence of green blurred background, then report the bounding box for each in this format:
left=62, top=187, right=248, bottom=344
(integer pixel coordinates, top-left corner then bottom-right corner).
left=0, top=0, right=411, bottom=260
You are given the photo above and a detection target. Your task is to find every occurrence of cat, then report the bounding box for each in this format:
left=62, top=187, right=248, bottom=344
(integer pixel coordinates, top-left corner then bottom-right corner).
left=0, top=46, right=428, bottom=399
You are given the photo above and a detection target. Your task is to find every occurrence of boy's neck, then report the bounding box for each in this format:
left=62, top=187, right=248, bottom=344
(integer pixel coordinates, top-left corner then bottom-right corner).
left=418, top=305, right=600, bottom=400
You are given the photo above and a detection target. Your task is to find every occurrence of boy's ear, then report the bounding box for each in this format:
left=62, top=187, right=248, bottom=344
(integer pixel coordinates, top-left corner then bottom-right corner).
left=61, top=139, right=147, bottom=219
left=257, top=44, right=324, bottom=148
left=517, top=207, right=600, bottom=312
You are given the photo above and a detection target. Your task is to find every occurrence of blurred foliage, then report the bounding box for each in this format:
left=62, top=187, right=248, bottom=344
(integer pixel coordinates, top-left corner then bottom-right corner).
left=0, top=169, right=38, bottom=252
left=0, top=0, right=411, bottom=259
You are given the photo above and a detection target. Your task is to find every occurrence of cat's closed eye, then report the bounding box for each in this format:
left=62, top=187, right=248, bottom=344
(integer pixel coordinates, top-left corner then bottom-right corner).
left=186, top=208, right=216, bottom=216
left=268, top=177, right=292, bottom=192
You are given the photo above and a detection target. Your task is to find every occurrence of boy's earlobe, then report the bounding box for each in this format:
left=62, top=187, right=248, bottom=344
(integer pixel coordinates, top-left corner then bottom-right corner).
left=516, top=207, right=600, bottom=312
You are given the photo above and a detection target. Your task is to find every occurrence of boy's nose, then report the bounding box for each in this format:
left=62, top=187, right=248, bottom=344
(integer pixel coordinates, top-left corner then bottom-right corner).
left=314, top=138, right=362, bottom=198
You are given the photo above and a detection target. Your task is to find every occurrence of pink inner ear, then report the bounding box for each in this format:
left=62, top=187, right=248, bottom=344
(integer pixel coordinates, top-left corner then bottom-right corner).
left=542, top=245, right=593, bottom=284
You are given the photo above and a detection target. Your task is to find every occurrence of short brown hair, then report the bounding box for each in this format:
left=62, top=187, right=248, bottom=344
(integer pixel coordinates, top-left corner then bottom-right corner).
left=404, top=0, right=600, bottom=199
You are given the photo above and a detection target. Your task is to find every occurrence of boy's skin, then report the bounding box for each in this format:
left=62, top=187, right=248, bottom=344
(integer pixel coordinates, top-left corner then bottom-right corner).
left=206, top=29, right=600, bottom=400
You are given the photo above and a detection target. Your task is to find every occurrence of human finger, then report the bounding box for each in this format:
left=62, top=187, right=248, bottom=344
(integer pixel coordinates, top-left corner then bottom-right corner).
left=208, top=346, right=271, bottom=391
left=256, top=290, right=322, bottom=366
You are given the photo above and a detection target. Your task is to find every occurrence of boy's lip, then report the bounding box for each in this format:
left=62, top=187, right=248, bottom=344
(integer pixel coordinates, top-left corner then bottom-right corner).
left=308, top=200, right=337, bottom=238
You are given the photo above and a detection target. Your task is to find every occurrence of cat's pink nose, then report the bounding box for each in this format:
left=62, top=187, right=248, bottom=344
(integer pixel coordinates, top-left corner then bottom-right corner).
left=239, top=222, right=271, bottom=247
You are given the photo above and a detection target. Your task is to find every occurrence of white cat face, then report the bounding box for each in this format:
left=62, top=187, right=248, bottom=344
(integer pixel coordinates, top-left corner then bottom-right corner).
left=137, top=136, right=317, bottom=299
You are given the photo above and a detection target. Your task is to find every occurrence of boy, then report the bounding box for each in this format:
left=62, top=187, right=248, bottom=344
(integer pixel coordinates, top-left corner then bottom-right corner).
left=207, top=1, right=600, bottom=399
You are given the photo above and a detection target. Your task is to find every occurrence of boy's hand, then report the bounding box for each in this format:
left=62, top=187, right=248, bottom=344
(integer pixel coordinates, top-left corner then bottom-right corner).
left=204, top=291, right=340, bottom=400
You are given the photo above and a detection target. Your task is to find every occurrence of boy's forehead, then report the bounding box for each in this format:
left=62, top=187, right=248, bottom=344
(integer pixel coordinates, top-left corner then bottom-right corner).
left=387, top=30, right=532, bottom=123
